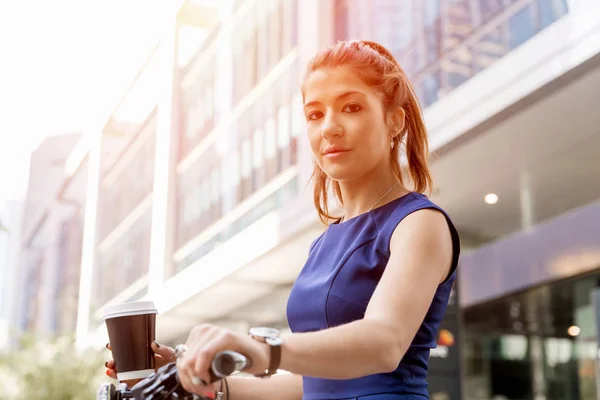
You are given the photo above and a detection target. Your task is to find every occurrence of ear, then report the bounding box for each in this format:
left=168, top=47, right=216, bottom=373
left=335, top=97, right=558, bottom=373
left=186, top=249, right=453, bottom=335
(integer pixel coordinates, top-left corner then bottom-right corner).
left=387, top=107, right=406, bottom=140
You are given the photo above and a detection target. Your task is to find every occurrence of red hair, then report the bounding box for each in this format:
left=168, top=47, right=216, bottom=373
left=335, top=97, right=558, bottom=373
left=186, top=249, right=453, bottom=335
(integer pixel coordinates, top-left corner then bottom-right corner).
left=303, top=40, right=433, bottom=224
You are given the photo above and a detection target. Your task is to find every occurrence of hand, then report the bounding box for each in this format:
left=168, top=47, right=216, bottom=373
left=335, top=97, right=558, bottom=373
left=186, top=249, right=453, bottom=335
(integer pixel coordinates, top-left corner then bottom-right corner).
left=176, top=323, right=270, bottom=394
left=105, top=341, right=176, bottom=380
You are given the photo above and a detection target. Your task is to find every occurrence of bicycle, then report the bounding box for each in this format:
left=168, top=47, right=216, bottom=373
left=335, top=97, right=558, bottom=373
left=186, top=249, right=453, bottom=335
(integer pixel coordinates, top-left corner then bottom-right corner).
left=96, top=350, right=250, bottom=400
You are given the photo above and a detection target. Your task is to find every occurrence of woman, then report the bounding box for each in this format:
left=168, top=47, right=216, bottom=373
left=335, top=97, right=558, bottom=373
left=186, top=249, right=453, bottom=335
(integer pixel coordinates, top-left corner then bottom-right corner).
left=106, top=39, right=460, bottom=400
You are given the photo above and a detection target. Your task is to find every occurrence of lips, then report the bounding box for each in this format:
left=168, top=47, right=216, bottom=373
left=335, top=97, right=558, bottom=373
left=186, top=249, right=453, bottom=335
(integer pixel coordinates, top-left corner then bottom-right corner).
left=322, top=146, right=350, bottom=156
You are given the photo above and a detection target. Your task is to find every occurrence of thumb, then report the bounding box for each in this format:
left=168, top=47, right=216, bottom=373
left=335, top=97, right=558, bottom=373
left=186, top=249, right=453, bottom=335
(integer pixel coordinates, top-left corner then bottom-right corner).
left=152, top=341, right=175, bottom=360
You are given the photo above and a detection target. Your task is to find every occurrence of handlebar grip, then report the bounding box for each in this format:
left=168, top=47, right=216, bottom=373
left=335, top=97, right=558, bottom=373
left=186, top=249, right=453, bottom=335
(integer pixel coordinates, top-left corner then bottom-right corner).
left=123, top=351, right=253, bottom=399
left=210, top=350, right=252, bottom=380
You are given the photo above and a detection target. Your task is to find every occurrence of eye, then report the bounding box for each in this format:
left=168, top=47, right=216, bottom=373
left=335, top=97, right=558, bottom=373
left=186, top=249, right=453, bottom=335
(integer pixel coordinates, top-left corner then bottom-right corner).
left=342, top=103, right=362, bottom=113
left=306, top=110, right=323, bottom=121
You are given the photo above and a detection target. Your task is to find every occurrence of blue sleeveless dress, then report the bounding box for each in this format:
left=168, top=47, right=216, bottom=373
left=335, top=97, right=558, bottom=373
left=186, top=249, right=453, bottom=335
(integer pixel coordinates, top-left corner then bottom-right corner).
left=286, top=192, right=461, bottom=400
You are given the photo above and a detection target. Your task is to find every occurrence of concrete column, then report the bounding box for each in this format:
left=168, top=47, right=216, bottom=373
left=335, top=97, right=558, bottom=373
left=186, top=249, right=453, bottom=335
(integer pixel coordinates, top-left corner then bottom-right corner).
left=520, top=171, right=535, bottom=230
left=75, top=131, right=102, bottom=350
left=148, top=14, right=178, bottom=299
left=530, top=336, right=547, bottom=400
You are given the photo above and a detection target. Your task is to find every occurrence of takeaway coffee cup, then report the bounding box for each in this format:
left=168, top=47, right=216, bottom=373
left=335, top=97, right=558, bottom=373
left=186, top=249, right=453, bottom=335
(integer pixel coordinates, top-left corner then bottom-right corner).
left=102, top=301, right=158, bottom=382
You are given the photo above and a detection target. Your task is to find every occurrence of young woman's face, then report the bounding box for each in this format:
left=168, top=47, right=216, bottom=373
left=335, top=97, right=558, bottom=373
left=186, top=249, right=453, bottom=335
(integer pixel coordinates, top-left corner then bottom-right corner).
left=303, top=66, right=391, bottom=183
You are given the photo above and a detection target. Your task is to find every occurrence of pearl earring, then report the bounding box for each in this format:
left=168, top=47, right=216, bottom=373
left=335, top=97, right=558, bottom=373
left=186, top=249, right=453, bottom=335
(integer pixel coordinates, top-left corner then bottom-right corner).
left=390, top=140, right=395, bottom=149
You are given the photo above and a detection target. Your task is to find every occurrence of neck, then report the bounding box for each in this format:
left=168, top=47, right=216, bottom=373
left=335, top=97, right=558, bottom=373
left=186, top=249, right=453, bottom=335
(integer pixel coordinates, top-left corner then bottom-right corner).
left=338, top=167, right=407, bottom=222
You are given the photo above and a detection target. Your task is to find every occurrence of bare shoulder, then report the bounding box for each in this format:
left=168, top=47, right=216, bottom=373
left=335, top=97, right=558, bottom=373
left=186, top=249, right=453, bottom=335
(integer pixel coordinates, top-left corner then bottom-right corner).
left=390, top=207, right=452, bottom=244
left=389, top=207, right=454, bottom=283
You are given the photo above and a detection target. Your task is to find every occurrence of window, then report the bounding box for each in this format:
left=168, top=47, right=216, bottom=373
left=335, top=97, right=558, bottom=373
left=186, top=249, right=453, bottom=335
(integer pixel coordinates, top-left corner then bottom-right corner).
left=211, top=167, right=220, bottom=206
left=210, top=166, right=220, bottom=221
left=291, top=94, right=303, bottom=139
left=96, top=207, right=152, bottom=305
left=190, top=179, right=198, bottom=222
left=252, top=128, right=264, bottom=170
left=423, top=0, right=440, bottom=27
left=266, top=118, right=277, bottom=159
left=181, top=176, right=190, bottom=223
left=201, top=176, right=210, bottom=228
left=241, top=138, right=252, bottom=199
left=258, top=15, right=269, bottom=80
left=277, top=105, right=290, bottom=149
left=281, top=0, right=292, bottom=54
left=220, top=157, right=231, bottom=213
left=508, top=5, right=534, bottom=50
left=205, top=85, right=214, bottom=129
left=179, top=55, right=217, bottom=160
left=241, top=138, right=252, bottom=179
left=537, top=0, right=568, bottom=30
left=231, top=148, right=241, bottom=204
left=419, top=71, right=441, bottom=107
left=232, top=43, right=243, bottom=103
left=185, top=98, right=199, bottom=140
left=276, top=105, right=290, bottom=172
left=246, top=29, right=258, bottom=92
left=290, top=93, right=303, bottom=165
left=270, top=1, right=281, bottom=66
left=444, top=0, right=474, bottom=51
left=478, top=0, right=503, bottom=22
left=100, top=125, right=156, bottom=241
left=265, top=115, right=278, bottom=180
left=220, top=155, right=233, bottom=215
left=252, top=127, right=265, bottom=191
left=470, top=26, right=506, bottom=73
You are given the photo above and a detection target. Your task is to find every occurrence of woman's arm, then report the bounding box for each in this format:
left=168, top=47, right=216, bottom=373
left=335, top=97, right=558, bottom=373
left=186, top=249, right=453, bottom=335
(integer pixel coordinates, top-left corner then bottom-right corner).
left=177, top=209, right=453, bottom=392
left=216, top=373, right=302, bottom=400
left=279, top=209, right=453, bottom=379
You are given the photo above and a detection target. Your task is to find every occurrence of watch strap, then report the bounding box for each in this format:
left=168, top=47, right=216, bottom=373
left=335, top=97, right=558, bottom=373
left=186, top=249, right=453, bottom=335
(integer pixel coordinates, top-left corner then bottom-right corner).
left=257, top=337, right=281, bottom=377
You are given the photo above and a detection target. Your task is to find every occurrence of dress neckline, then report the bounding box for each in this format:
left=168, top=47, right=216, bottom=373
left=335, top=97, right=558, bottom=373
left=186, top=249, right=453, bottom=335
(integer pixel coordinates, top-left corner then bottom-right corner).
left=330, top=192, right=416, bottom=227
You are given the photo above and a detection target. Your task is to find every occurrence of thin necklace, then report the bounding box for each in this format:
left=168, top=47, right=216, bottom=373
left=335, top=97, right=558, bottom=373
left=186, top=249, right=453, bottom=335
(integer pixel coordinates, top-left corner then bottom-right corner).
left=340, top=181, right=399, bottom=223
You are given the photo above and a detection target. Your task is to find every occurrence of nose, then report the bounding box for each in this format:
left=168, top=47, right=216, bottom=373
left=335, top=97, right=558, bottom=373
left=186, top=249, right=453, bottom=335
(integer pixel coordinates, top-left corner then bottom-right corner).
left=321, top=113, right=344, bottom=139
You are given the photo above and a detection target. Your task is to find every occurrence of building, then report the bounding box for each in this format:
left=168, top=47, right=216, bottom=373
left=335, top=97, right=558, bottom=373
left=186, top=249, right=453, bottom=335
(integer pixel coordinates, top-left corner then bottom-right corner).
left=0, top=200, right=24, bottom=349
left=14, top=133, right=83, bottom=340
left=71, top=0, right=600, bottom=398
left=72, top=0, right=322, bottom=346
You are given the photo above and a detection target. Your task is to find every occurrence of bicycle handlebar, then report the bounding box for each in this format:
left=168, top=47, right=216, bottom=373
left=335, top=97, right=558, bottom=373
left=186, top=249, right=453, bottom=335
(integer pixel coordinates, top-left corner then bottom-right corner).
left=96, top=350, right=251, bottom=400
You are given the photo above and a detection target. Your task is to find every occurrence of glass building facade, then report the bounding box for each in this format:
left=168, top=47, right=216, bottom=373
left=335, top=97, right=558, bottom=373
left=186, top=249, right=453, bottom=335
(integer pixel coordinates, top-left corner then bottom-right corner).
left=173, top=0, right=303, bottom=274
left=334, top=0, right=569, bottom=107
left=93, top=113, right=157, bottom=309
left=463, top=274, right=599, bottom=399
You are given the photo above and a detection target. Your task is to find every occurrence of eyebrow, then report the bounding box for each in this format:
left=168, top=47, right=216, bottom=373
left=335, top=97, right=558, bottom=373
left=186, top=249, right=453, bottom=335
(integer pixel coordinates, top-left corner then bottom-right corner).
left=304, top=91, right=367, bottom=109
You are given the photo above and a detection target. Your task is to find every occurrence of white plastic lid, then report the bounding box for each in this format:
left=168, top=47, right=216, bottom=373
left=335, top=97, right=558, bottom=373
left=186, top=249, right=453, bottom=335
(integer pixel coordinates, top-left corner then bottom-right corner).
left=102, top=301, right=158, bottom=320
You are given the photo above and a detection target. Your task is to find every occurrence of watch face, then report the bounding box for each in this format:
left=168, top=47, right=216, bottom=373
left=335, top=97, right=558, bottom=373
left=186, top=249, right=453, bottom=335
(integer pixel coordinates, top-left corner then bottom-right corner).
left=249, top=327, right=280, bottom=339
left=266, top=337, right=283, bottom=346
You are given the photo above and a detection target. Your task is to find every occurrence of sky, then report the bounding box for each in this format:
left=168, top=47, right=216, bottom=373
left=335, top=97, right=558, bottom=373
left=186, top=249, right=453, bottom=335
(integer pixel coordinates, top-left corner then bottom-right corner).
left=0, top=0, right=172, bottom=210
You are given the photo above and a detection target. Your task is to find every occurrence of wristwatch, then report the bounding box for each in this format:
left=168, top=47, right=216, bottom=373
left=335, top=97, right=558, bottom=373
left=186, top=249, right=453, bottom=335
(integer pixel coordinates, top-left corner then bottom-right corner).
left=248, top=327, right=282, bottom=377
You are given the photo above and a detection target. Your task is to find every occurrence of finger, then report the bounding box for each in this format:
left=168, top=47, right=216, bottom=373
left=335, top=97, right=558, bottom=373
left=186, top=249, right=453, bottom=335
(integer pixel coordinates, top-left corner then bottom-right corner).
left=177, top=358, right=197, bottom=394
left=105, top=360, right=116, bottom=369
left=187, top=373, right=211, bottom=393
left=187, top=325, right=219, bottom=350
left=178, top=355, right=210, bottom=394
left=191, top=377, right=212, bottom=392
left=106, top=368, right=118, bottom=380
left=151, top=341, right=176, bottom=361
left=106, top=343, right=112, bottom=351
left=192, top=349, right=213, bottom=384
left=186, top=326, right=224, bottom=384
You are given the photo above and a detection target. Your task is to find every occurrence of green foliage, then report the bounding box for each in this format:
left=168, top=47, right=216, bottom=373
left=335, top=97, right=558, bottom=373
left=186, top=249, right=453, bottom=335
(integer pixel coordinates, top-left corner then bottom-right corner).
left=0, top=334, right=110, bottom=400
